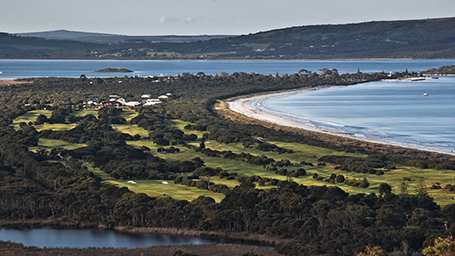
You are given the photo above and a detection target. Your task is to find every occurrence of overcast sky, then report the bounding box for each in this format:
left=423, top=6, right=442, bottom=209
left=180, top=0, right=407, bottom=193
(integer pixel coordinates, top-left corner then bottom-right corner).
left=1, top=0, right=454, bottom=35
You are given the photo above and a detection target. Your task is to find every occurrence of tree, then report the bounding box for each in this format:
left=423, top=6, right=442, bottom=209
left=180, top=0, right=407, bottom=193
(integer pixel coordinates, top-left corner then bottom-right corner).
left=356, top=246, right=386, bottom=256
left=422, top=235, right=455, bottom=256
left=34, top=114, right=49, bottom=125
left=336, top=174, right=345, bottom=183
left=379, top=183, right=392, bottom=195
left=199, top=140, right=205, bottom=149
left=400, top=181, right=409, bottom=196
left=361, top=177, right=370, bottom=188
left=415, top=178, right=428, bottom=197
left=357, top=246, right=387, bottom=256
left=298, top=68, right=311, bottom=75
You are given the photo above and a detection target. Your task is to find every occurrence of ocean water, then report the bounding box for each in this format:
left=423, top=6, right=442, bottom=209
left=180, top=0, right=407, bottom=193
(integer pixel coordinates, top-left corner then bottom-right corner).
left=0, top=59, right=455, bottom=79
left=259, top=76, right=455, bottom=153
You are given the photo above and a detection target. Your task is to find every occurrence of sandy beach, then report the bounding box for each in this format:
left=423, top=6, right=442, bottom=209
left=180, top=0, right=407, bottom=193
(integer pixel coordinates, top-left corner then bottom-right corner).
left=227, top=87, right=455, bottom=156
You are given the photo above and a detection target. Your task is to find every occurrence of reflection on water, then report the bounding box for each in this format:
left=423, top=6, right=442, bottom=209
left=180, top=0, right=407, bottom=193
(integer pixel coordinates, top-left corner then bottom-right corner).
left=0, top=228, right=255, bottom=248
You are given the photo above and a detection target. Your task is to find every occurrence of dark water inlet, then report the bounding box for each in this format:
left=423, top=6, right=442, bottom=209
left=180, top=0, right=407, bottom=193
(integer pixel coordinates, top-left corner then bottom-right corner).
left=0, top=228, right=270, bottom=249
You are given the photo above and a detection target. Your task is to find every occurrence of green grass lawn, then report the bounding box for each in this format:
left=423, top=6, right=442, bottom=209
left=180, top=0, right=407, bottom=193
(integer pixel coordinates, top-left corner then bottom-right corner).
left=30, top=138, right=86, bottom=152
left=169, top=119, right=207, bottom=139
left=13, top=110, right=76, bottom=131
left=120, top=109, right=138, bottom=121
left=83, top=162, right=224, bottom=202
left=72, top=109, right=99, bottom=117
left=113, top=124, right=150, bottom=137
left=13, top=109, right=52, bottom=126
left=35, top=123, right=77, bottom=131
left=108, top=179, right=225, bottom=202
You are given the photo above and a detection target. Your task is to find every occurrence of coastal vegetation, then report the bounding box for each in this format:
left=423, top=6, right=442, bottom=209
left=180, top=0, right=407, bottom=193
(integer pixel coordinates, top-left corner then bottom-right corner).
left=1, top=68, right=455, bottom=255
left=1, top=17, right=455, bottom=59
left=422, top=65, right=455, bottom=75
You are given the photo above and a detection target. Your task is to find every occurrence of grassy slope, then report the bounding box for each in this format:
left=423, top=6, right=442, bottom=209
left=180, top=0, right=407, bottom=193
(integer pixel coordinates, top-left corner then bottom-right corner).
left=84, top=163, right=224, bottom=202
left=30, top=138, right=86, bottom=152
left=113, top=124, right=149, bottom=137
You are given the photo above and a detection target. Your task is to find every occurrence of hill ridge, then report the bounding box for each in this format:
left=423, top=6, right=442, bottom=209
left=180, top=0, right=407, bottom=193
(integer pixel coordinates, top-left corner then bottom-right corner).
left=2, top=17, right=455, bottom=59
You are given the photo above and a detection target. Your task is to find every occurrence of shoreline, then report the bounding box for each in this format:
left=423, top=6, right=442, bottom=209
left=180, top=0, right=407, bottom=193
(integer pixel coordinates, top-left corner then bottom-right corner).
left=0, top=223, right=284, bottom=255
left=226, top=85, right=455, bottom=156
left=1, top=57, right=453, bottom=62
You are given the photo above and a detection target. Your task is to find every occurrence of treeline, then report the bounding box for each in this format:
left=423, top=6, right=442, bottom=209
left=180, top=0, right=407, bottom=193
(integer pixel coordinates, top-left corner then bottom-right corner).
left=318, top=155, right=391, bottom=175
left=194, top=146, right=276, bottom=166
left=421, top=65, right=455, bottom=75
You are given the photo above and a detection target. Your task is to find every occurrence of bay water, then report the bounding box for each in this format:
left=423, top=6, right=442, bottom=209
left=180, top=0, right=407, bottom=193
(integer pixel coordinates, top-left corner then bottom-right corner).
left=0, top=59, right=454, bottom=79
left=259, top=76, right=455, bottom=153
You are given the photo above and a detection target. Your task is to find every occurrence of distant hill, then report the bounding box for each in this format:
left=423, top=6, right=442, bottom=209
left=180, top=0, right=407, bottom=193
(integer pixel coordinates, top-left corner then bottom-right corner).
left=152, top=17, right=455, bottom=59
left=2, top=17, right=455, bottom=59
left=16, top=30, right=232, bottom=43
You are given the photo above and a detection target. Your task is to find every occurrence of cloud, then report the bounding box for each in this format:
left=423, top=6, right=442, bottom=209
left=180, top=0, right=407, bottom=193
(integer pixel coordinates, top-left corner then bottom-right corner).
left=159, top=16, right=180, bottom=24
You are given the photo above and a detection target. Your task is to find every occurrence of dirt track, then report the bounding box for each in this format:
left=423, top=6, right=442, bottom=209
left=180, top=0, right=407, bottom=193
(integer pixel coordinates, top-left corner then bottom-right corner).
left=0, top=79, right=31, bottom=86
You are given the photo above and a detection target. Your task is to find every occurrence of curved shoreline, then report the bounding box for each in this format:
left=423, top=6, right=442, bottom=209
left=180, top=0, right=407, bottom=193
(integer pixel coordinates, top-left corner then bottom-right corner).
left=227, top=86, right=455, bottom=156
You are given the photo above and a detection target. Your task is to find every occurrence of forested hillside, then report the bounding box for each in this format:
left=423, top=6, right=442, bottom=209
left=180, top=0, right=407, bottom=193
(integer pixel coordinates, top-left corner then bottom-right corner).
left=1, top=17, right=455, bottom=59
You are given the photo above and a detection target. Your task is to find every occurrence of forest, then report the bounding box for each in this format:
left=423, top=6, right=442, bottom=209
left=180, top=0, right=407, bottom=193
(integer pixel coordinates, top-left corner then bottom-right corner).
left=1, top=68, right=455, bottom=255
left=1, top=17, right=455, bottom=59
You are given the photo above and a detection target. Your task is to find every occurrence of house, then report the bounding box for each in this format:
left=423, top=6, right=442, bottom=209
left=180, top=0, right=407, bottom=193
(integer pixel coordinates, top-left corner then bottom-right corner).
left=82, top=98, right=99, bottom=106
left=143, top=99, right=161, bottom=106
left=124, top=101, right=141, bottom=107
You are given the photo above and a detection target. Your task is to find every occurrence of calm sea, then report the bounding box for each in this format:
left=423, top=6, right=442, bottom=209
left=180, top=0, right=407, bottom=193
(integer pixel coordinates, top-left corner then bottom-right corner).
left=0, top=59, right=454, bottom=79
left=259, top=76, right=455, bottom=153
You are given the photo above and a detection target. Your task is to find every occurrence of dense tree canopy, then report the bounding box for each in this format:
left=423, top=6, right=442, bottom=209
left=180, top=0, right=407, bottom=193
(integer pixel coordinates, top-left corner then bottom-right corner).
left=0, top=69, right=454, bottom=255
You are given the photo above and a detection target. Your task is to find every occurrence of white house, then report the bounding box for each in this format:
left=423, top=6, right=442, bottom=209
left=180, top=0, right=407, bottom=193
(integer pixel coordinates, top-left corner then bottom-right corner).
left=143, top=99, right=161, bottom=106
left=124, top=101, right=141, bottom=107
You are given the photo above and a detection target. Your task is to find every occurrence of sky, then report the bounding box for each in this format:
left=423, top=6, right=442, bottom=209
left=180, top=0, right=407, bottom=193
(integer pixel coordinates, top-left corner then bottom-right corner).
left=1, top=0, right=455, bottom=36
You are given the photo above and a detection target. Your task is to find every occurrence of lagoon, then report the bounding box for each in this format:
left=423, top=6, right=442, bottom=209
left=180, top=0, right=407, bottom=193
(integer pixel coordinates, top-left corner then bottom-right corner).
left=0, top=228, right=252, bottom=248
